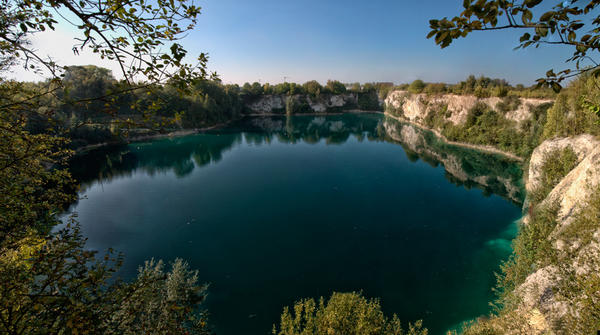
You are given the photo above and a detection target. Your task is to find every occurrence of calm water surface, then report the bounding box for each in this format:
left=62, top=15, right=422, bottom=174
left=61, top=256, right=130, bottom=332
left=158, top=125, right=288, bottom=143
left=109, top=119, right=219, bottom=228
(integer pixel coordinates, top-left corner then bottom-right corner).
left=68, top=114, right=523, bottom=335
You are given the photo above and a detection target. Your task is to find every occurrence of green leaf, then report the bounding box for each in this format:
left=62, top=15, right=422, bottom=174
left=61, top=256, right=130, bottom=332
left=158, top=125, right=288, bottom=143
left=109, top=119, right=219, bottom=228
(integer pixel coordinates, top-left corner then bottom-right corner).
left=540, top=11, right=554, bottom=22
left=536, top=26, right=548, bottom=37
left=551, top=82, right=562, bottom=93
left=524, top=0, right=543, bottom=8
left=522, top=10, right=533, bottom=24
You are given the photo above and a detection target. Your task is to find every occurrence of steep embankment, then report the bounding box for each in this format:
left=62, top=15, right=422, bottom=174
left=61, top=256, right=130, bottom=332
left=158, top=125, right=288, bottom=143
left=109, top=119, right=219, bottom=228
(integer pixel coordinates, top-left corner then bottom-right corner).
left=383, top=91, right=600, bottom=333
left=385, top=91, right=551, bottom=126
left=383, top=91, right=553, bottom=159
left=512, top=135, right=600, bottom=334
left=454, top=134, right=600, bottom=335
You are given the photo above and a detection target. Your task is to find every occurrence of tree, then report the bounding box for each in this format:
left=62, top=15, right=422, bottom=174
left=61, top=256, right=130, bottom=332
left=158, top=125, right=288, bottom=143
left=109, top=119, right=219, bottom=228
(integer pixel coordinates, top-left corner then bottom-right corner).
left=325, top=80, right=347, bottom=94
left=0, top=0, right=213, bottom=333
left=0, top=223, right=210, bottom=335
left=428, top=0, right=600, bottom=91
left=303, top=80, right=323, bottom=96
left=1, top=0, right=210, bottom=85
left=272, top=292, right=428, bottom=335
left=409, top=79, right=426, bottom=93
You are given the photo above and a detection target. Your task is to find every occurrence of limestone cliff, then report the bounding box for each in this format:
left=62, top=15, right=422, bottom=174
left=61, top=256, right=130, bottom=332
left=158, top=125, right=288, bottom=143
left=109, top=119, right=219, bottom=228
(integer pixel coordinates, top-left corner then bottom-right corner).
left=384, top=90, right=552, bottom=126
left=507, top=135, right=600, bottom=334
left=245, top=93, right=361, bottom=114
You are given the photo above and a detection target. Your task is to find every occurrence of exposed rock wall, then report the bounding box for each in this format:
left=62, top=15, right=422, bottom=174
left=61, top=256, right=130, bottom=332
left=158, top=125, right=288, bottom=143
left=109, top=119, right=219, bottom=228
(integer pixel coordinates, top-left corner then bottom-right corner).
left=516, top=135, right=600, bottom=333
left=526, top=134, right=599, bottom=194
left=384, top=90, right=552, bottom=126
left=245, top=93, right=359, bottom=114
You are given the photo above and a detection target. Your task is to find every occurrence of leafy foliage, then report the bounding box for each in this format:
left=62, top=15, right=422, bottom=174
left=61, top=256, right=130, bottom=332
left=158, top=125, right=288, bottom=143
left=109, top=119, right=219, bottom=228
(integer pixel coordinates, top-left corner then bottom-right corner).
left=325, top=80, right=347, bottom=95
left=528, top=146, right=579, bottom=205
left=557, top=188, right=600, bottom=334
left=1, top=0, right=210, bottom=84
left=542, top=72, right=600, bottom=139
left=497, top=202, right=559, bottom=305
left=272, top=292, right=427, bottom=335
left=428, top=0, right=600, bottom=91
left=408, top=80, right=426, bottom=94
left=0, top=223, right=209, bottom=335
left=0, top=0, right=215, bottom=332
left=439, top=101, right=551, bottom=157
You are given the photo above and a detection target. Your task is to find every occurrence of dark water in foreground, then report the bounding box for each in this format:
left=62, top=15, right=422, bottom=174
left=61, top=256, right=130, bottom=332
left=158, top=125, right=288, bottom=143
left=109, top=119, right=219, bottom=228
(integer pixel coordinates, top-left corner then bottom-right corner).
left=67, top=114, right=523, bottom=335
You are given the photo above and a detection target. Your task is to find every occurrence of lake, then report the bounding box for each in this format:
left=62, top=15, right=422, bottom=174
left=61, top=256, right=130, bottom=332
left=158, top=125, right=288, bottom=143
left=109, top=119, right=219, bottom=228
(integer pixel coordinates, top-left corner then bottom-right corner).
left=67, top=113, right=524, bottom=335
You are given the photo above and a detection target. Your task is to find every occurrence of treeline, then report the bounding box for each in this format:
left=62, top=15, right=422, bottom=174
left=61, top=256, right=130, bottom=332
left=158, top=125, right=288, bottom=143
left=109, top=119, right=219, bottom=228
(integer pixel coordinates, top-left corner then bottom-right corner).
left=239, top=79, right=392, bottom=98
left=444, top=74, right=599, bottom=157
left=23, top=66, right=245, bottom=148
left=23, top=66, right=389, bottom=148
left=22, top=67, right=558, bottom=151
left=399, top=75, right=556, bottom=99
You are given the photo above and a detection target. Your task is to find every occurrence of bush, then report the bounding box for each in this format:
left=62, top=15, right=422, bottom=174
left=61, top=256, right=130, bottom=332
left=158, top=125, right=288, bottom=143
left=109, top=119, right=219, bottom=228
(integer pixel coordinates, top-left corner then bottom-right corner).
left=497, top=202, right=560, bottom=305
left=528, top=147, right=579, bottom=205
left=358, top=91, right=381, bottom=111
left=558, top=189, right=600, bottom=334
left=542, top=73, right=600, bottom=139
left=408, top=80, right=425, bottom=94
left=325, top=80, right=347, bottom=95
left=303, top=80, right=323, bottom=97
left=495, top=95, right=521, bottom=114
left=272, top=292, right=427, bottom=335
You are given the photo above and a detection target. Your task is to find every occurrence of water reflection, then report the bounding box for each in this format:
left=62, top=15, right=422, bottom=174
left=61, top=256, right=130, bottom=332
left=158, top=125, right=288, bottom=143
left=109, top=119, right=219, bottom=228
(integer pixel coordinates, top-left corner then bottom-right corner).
left=70, top=114, right=523, bottom=203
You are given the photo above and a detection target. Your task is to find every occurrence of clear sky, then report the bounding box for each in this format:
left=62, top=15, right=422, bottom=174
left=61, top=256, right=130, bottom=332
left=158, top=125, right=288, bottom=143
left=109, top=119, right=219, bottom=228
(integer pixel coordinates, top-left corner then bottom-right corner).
left=11, top=0, right=574, bottom=85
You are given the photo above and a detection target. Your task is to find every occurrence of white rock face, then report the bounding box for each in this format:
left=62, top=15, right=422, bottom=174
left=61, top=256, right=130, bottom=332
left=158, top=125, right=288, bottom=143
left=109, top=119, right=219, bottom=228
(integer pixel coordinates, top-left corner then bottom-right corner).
left=547, top=145, right=600, bottom=228
left=384, top=90, right=552, bottom=125
left=518, top=134, right=600, bottom=332
left=246, top=93, right=358, bottom=114
left=526, top=134, right=599, bottom=194
left=246, top=95, right=285, bottom=114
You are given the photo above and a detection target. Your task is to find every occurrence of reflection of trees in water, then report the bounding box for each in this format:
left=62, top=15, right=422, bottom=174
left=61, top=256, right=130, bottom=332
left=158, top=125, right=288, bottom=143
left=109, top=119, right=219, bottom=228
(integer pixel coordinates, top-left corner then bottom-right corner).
left=237, top=114, right=383, bottom=145
left=71, top=134, right=243, bottom=189
left=382, top=116, right=525, bottom=204
left=70, top=114, right=524, bottom=204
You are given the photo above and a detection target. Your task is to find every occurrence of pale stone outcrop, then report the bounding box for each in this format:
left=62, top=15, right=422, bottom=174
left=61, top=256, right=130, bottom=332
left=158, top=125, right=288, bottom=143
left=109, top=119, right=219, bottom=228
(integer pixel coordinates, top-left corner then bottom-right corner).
left=516, top=134, right=600, bottom=333
left=246, top=93, right=359, bottom=114
left=246, top=95, right=285, bottom=114
left=384, top=90, right=552, bottom=125
left=526, top=134, right=599, bottom=194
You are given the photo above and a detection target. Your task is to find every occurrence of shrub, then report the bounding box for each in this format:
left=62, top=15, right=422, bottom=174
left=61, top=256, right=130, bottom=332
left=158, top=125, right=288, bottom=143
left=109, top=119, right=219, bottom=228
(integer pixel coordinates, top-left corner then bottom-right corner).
left=497, top=202, right=560, bottom=305
left=325, top=80, right=347, bottom=95
left=557, top=191, right=600, bottom=334
left=542, top=73, right=600, bottom=139
left=495, top=95, right=521, bottom=114
left=528, top=147, right=579, bottom=205
left=408, top=80, right=426, bottom=94
left=358, top=91, right=381, bottom=111
left=303, top=80, right=323, bottom=97
left=272, top=292, right=427, bottom=335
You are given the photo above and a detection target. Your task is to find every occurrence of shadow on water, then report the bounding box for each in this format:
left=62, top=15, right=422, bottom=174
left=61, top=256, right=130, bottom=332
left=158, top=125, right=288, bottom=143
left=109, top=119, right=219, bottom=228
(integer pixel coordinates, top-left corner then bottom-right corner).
left=70, top=114, right=524, bottom=205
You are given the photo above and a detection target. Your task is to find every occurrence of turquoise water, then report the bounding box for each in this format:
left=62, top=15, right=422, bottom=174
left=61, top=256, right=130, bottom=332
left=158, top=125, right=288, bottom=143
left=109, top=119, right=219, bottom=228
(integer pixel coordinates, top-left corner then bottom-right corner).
left=68, top=114, right=523, bottom=335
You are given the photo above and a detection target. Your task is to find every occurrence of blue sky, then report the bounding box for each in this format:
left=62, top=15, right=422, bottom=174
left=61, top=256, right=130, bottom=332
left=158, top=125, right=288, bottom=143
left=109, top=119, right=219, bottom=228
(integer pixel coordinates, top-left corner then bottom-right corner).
left=16, top=0, right=574, bottom=85
left=184, top=0, right=572, bottom=85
